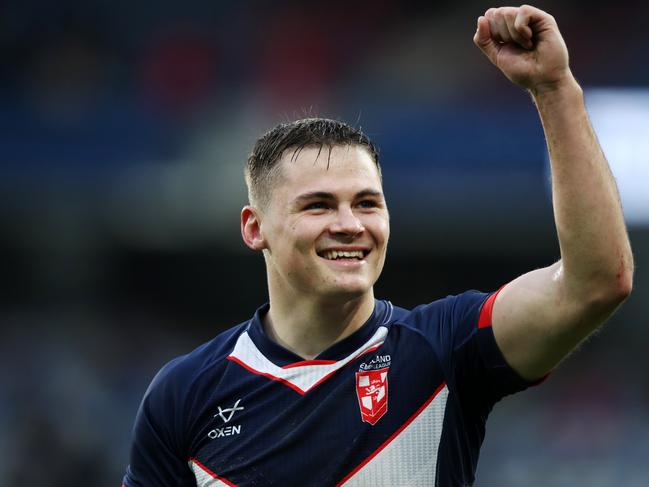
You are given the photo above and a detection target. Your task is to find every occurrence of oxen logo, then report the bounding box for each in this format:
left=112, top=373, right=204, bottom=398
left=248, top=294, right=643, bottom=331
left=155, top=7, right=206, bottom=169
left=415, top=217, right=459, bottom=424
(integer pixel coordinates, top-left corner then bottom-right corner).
left=208, top=399, right=244, bottom=440
left=355, top=367, right=389, bottom=425
left=215, top=399, right=244, bottom=423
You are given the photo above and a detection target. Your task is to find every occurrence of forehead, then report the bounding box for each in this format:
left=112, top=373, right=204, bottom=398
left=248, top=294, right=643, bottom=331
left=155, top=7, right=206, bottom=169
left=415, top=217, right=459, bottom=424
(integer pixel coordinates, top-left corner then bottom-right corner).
left=274, top=145, right=382, bottom=197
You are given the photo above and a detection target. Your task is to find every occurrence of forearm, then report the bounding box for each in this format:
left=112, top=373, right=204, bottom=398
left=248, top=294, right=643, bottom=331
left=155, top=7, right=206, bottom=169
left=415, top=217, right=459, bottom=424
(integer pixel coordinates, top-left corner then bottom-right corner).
left=533, top=77, right=634, bottom=300
left=474, top=6, right=636, bottom=380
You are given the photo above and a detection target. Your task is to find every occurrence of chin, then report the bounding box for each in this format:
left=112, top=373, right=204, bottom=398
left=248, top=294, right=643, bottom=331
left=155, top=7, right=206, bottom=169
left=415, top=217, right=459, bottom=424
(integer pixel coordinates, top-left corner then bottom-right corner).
left=319, top=281, right=373, bottom=300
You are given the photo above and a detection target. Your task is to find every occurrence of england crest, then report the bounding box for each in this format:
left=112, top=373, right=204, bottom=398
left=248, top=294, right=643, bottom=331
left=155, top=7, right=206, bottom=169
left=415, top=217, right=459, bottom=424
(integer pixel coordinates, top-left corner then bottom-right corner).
left=355, top=367, right=389, bottom=425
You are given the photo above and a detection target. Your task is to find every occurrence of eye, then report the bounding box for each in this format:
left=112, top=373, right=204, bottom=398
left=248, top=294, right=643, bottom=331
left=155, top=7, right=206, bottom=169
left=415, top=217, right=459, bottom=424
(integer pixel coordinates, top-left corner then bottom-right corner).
left=305, top=201, right=329, bottom=211
left=357, top=199, right=378, bottom=209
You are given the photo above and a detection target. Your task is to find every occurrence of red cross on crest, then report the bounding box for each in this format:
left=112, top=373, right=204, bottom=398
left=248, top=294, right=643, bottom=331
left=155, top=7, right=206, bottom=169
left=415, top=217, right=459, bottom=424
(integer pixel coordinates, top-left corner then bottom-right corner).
left=355, top=367, right=389, bottom=425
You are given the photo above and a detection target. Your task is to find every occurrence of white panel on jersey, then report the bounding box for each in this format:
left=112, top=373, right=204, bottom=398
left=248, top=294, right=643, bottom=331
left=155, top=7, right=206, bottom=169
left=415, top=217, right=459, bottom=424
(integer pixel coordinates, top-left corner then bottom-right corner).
left=189, top=459, right=231, bottom=487
left=341, top=385, right=449, bottom=487
left=228, top=326, right=389, bottom=394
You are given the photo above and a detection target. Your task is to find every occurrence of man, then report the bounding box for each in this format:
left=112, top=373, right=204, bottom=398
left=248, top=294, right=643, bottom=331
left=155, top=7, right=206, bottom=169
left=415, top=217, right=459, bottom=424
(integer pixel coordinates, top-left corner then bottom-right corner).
left=123, top=5, right=633, bottom=486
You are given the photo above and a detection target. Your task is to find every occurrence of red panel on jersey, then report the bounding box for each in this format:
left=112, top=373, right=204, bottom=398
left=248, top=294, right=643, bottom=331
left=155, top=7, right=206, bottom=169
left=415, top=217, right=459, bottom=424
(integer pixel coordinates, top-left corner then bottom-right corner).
left=478, top=286, right=505, bottom=329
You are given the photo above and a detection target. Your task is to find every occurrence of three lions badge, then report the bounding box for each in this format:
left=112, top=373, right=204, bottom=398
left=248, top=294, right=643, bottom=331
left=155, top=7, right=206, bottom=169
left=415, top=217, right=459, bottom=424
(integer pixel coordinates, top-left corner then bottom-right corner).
left=355, top=367, right=389, bottom=425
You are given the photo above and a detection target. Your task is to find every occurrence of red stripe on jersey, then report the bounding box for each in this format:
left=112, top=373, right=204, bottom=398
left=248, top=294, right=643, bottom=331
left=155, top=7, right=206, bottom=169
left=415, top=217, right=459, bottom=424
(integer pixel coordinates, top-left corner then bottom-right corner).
left=189, top=457, right=238, bottom=486
left=478, top=286, right=506, bottom=329
left=336, top=382, right=447, bottom=486
left=227, top=343, right=385, bottom=395
left=226, top=355, right=308, bottom=395
left=305, top=345, right=384, bottom=391
left=282, top=359, right=337, bottom=368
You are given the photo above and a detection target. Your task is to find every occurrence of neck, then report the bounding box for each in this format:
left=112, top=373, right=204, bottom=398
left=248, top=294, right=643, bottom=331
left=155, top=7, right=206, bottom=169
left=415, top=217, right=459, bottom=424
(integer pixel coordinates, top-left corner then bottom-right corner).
left=264, top=291, right=376, bottom=360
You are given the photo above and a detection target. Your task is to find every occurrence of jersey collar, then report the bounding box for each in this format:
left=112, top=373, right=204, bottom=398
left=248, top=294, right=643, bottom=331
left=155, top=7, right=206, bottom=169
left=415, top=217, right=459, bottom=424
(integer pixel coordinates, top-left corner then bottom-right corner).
left=247, top=300, right=393, bottom=367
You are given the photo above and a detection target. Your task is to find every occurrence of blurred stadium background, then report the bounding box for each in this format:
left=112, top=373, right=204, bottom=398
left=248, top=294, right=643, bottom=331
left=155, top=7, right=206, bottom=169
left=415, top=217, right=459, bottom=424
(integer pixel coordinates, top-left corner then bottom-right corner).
left=1, top=0, right=648, bottom=485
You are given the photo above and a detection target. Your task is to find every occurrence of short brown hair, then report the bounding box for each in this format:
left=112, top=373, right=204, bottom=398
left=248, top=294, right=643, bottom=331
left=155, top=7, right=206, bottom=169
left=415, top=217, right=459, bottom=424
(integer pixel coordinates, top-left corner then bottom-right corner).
left=245, top=118, right=380, bottom=208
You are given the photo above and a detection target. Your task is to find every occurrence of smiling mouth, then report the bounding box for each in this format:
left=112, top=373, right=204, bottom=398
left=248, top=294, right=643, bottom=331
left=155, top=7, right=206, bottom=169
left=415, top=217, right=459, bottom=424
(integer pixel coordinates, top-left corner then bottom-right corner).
left=317, top=249, right=370, bottom=261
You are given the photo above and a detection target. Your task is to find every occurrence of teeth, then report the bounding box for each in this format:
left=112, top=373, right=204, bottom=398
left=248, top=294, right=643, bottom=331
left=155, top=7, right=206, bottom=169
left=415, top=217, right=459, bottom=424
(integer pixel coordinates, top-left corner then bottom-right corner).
left=323, top=250, right=364, bottom=260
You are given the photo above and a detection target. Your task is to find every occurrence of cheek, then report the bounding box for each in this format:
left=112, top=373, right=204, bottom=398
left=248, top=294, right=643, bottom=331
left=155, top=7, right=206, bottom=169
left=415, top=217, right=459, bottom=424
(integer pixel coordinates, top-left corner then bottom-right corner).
left=278, top=223, right=321, bottom=256
left=292, top=218, right=328, bottom=245
left=381, top=219, right=390, bottom=241
left=367, top=216, right=390, bottom=244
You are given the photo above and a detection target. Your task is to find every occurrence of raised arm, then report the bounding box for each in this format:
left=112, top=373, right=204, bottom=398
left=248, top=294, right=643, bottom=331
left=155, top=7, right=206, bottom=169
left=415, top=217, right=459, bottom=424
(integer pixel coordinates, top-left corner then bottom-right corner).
left=473, top=5, right=634, bottom=380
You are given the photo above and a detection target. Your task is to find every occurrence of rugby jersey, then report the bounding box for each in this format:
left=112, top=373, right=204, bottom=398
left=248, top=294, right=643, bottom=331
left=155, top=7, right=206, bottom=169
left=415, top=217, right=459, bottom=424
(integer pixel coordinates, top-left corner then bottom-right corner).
left=123, top=290, right=534, bottom=486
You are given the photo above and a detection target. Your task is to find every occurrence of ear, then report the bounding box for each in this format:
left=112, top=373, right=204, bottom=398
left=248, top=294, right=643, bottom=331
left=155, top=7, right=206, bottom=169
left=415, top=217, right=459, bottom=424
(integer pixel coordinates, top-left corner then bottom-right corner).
left=241, top=205, right=267, bottom=251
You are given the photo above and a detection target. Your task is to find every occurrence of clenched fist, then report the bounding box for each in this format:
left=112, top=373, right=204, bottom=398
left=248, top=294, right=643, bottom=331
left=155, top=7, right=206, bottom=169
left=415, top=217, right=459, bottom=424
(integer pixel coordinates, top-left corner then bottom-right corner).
left=473, top=5, right=573, bottom=94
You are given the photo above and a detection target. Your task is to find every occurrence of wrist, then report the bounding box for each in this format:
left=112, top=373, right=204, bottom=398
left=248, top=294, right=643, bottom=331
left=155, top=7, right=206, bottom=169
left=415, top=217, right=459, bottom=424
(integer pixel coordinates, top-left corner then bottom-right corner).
left=530, top=71, right=582, bottom=102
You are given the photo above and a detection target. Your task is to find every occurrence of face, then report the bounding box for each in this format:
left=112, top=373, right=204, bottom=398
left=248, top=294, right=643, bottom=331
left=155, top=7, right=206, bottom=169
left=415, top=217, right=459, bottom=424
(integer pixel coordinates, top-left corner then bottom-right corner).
left=246, top=145, right=389, bottom=302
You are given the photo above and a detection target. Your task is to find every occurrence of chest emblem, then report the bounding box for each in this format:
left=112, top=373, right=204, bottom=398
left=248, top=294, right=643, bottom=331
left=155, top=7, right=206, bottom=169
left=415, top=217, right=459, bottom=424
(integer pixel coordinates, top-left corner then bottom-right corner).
left=355, top=367, right=389, bottom=425
left=208, top=399, right=244, bottom=440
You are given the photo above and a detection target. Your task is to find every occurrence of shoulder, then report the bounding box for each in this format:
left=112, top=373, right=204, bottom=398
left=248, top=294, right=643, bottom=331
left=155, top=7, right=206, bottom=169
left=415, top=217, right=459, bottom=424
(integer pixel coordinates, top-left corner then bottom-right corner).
left=388, top=290, right=490, bottom=328
left=144, top=321, right=249, bottom=406
left=383, top=291, right=493, bottom=359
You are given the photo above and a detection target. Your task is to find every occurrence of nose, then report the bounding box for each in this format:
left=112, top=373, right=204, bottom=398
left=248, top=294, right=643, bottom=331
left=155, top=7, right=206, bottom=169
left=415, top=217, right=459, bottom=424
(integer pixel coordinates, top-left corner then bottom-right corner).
left=329, top=206, right=364, bottom=237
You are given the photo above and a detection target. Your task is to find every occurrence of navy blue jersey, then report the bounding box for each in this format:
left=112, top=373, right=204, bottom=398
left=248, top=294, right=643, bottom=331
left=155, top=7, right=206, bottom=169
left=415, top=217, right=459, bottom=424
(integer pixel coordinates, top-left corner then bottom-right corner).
left=123, top=290, right=535, bottom=486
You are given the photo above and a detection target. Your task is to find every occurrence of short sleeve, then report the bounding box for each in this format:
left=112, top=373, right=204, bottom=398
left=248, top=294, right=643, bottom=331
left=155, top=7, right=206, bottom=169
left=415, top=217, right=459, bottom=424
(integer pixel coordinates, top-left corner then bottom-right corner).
left=122, top=360, right=196, bottom=487
left=406, top=290, right=535, bottom=405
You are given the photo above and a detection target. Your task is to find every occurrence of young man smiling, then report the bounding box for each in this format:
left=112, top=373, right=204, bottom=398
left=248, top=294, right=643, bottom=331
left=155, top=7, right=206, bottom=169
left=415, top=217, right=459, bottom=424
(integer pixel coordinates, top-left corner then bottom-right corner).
left=123, top=5, right=633, bottom=486
left=241, top=143, right=389, bottom=360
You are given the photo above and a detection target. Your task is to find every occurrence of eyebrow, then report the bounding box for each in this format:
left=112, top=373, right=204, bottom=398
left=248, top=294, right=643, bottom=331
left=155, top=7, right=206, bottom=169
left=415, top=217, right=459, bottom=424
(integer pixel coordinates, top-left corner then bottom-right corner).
left=292, top=189, right=384, bottom=206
